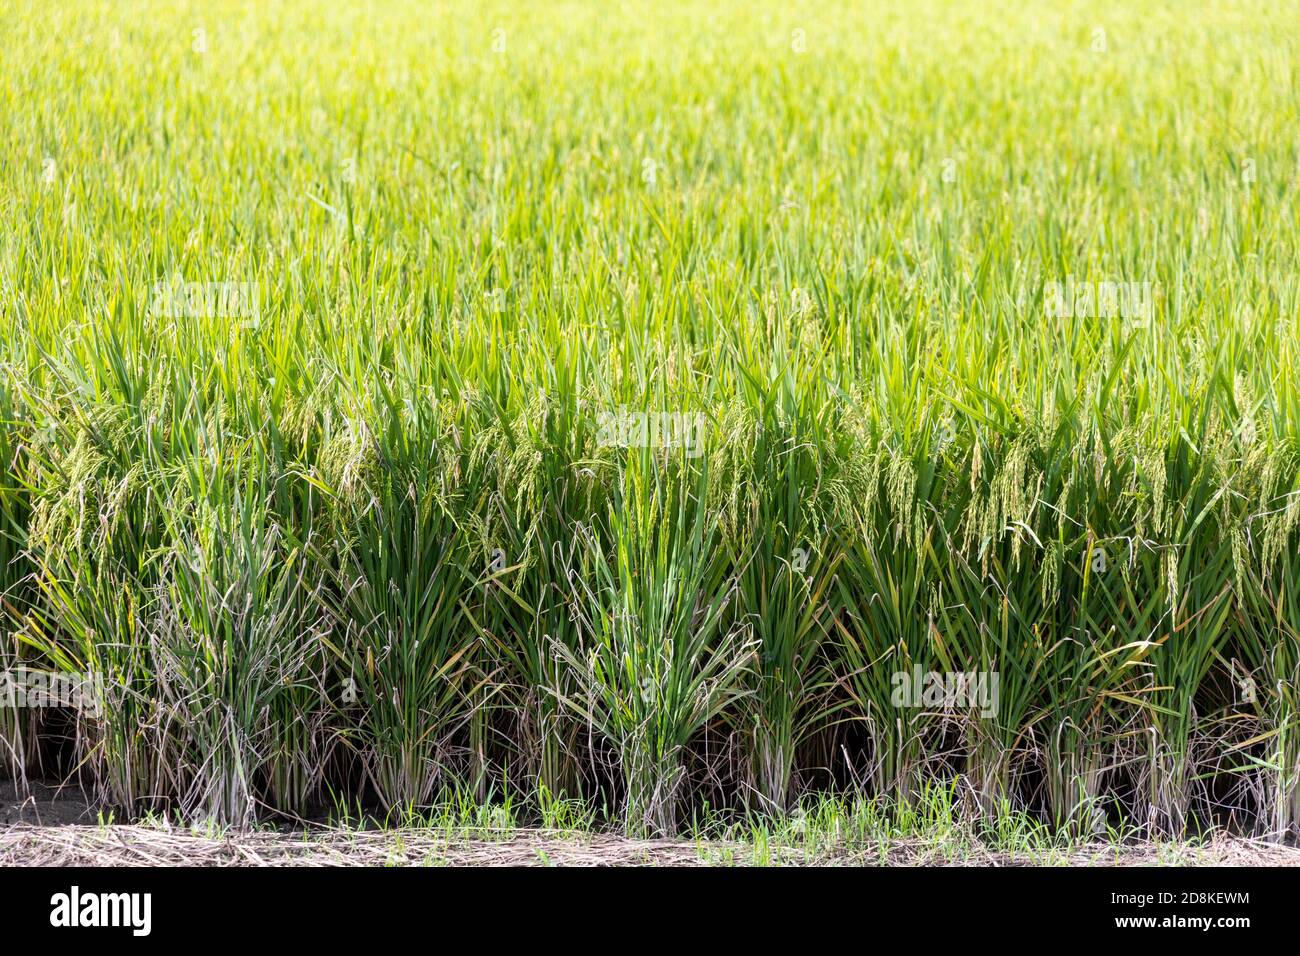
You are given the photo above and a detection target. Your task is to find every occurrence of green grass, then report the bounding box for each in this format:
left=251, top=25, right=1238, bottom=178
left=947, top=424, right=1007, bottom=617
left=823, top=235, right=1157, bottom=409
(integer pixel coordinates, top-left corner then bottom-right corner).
left=1, top=0, right=1300, bottom=839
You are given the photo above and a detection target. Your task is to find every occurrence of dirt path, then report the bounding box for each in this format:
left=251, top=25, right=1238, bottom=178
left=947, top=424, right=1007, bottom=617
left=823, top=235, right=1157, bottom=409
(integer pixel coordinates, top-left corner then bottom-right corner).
left=3, top=822, right=1298, bottom=867
left=4, top=781, right=1298, bottom=866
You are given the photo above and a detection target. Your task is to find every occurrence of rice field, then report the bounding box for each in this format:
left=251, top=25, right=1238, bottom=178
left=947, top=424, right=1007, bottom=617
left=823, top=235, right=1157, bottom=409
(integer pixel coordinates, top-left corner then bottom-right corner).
left=1, top=0, right=1299, bottom=843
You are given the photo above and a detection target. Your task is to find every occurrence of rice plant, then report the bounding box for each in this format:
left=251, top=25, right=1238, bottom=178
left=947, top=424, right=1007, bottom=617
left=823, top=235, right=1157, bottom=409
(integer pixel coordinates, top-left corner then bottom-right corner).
left=0, top=0, right=1298, bottom=842
left=554, top=451, right=754, bottom=834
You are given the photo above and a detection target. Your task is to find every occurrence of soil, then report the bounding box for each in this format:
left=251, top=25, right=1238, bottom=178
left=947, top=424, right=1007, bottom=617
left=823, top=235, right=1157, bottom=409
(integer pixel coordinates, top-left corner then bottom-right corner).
left=3, top=780, right=1298, bottom=866
left=0, top=781, right=100, bottom=826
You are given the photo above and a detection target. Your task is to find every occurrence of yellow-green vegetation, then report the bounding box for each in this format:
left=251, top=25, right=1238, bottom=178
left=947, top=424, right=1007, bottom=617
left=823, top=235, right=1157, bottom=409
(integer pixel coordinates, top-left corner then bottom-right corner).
left=1, top=0, right=1299, bottom=837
